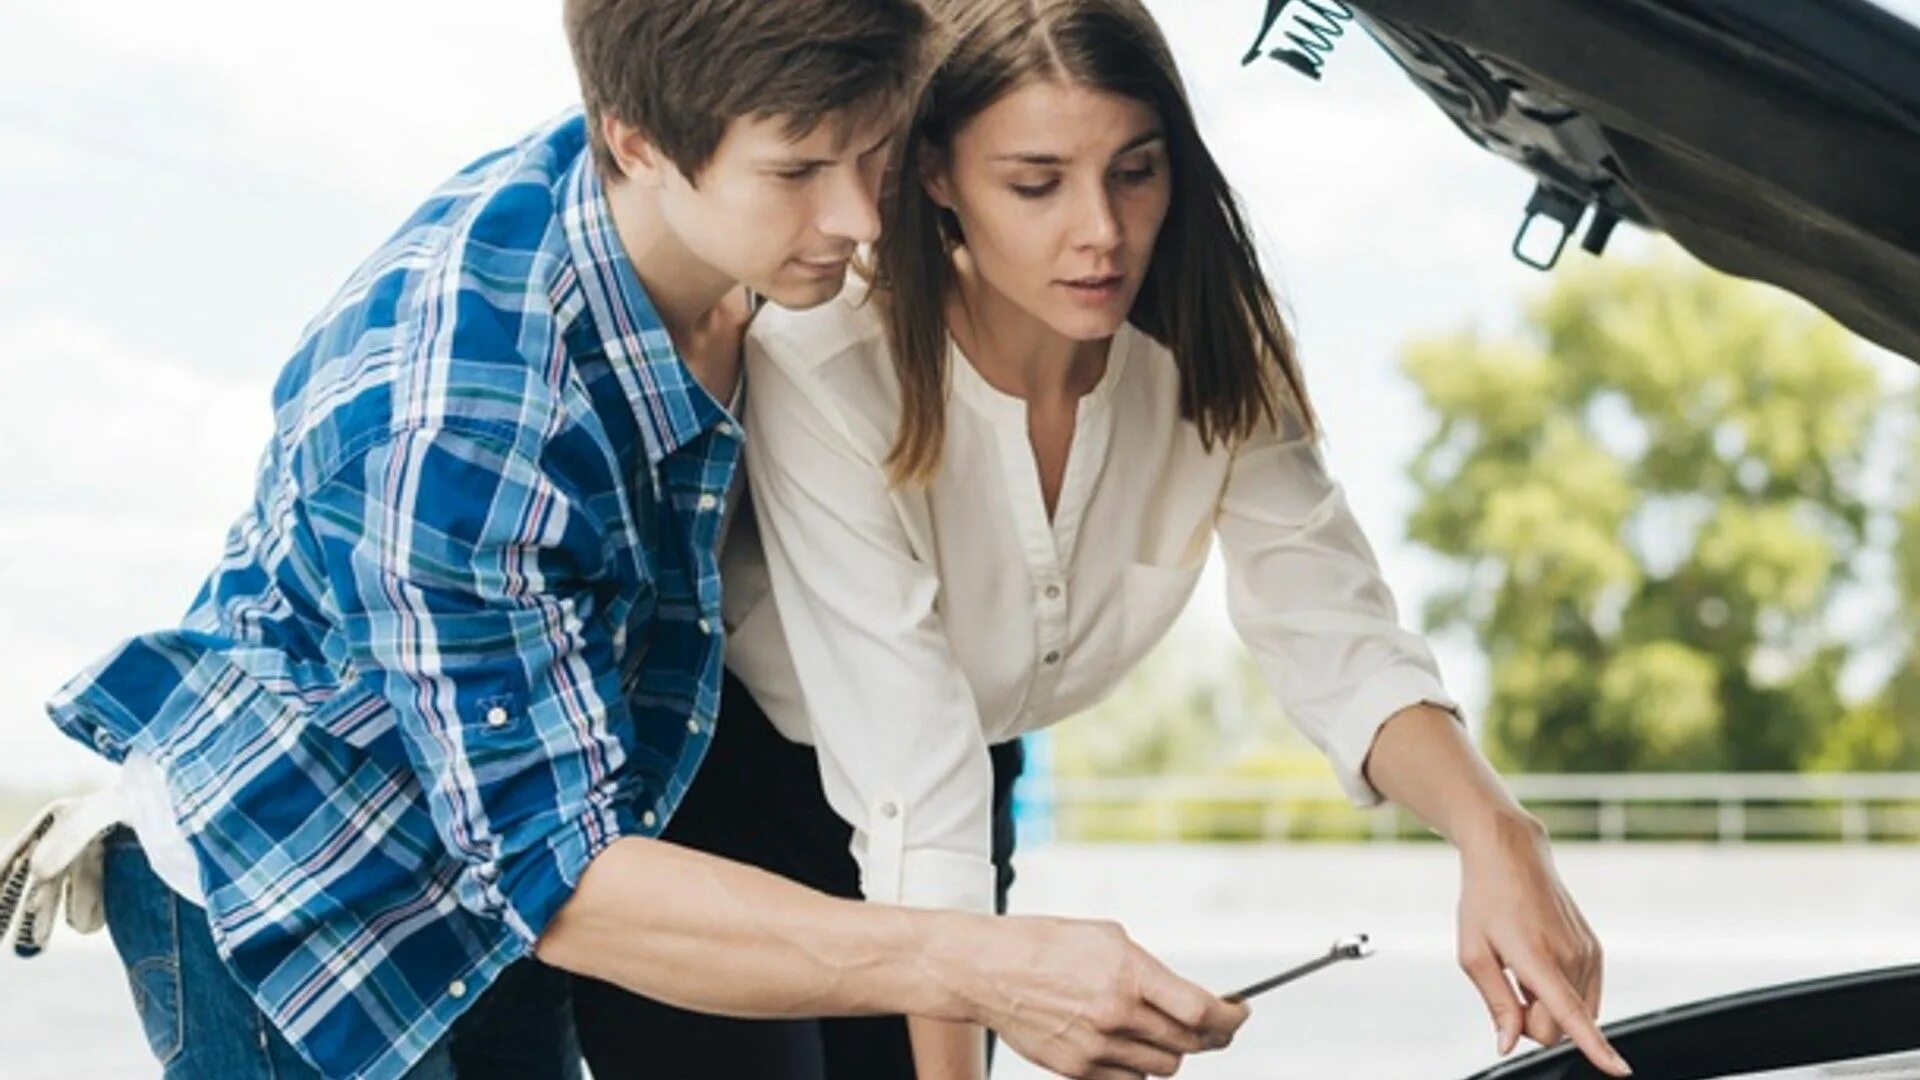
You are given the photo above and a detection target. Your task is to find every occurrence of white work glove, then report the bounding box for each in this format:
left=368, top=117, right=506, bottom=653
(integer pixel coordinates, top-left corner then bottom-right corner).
left=0, top=788, right=127, bottom=957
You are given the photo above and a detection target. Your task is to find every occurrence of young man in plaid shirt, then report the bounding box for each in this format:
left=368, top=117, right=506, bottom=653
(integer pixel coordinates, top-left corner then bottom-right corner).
left=2, top=2, right=1246, bottom=1078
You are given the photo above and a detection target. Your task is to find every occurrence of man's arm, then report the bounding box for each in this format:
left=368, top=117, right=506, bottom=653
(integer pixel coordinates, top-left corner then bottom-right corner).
left=535, top=834, right=960, bottom=1020
left=536, top=834, right=1252, bottom=1080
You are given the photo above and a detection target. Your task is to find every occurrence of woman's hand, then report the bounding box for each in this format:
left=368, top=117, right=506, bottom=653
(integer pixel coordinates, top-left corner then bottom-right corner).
left=934, top=912, right=1249, bottom=1080
left=1357, top=704, right=1632, bottom=1077
left=1455, top=811, right=1631, bottom=1075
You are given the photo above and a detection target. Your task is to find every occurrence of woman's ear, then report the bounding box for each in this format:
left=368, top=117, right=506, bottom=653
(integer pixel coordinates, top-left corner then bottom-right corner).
left=920, top=147, right=956, bottom=211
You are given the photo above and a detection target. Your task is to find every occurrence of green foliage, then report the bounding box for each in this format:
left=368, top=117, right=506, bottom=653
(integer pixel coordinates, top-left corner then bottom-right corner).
left=1836, top=424, right=1920, bottom=770
left=1404, top=251, right=1913, bottom=772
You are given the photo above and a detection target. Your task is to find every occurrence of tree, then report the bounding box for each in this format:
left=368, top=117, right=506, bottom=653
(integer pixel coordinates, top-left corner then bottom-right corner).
left=1819, top=421, right=1920, bottom=770
left=1403, top=252, right=1896, bottom=772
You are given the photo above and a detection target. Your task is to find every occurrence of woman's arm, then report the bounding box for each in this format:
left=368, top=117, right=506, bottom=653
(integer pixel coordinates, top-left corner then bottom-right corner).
left=742, top=333, right=999, bottom=918
left=1214, top=425, right=1630, bottom=1076
left=1362, top=706, right=1631, bottom=1076
left=742, top=332, right=1005, bottom=1077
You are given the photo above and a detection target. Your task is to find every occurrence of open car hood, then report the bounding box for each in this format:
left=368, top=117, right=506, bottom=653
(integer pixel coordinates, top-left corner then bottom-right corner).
left=1459, top=963, right=1920, bottom=1079
left=1247, top=1, right=1920, bottom=363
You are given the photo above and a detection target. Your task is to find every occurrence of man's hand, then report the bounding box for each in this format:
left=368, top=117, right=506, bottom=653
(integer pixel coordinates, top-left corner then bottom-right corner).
left=937, top=913, right=1249, bottom=1080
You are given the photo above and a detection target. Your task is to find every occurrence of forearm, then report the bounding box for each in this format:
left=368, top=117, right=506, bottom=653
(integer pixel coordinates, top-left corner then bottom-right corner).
left=1360, top=704, right=1540, bottom=850
left=536, top=835, right=977, bottom=1022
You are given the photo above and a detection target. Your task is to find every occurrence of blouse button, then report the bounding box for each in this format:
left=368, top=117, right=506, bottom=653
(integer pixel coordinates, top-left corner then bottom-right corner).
left=484, top=706, right=510, bottom=728
left=879, top=801, right=900, bottom=820
left=643, top=810, right=658, bottom=829
left=1042, top=650, right=1062, bottom=666
left=716, top=421, right=737, bottom=438
left=697, top=618, right=713, bottom=636
left=448, top=980, right=468, bottom=1000
left=697, top=493, right=720, bottom=512
left=1043, top=585, right=1063, bottom=601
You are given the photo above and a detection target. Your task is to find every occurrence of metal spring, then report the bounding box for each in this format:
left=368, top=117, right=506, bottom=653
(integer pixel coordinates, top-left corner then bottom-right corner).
left=1242, top=0, right=1357, bottom=80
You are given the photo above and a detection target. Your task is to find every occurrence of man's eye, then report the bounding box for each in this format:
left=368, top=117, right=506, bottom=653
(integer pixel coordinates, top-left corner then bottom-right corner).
left=776, top=166, right=821, bottom=182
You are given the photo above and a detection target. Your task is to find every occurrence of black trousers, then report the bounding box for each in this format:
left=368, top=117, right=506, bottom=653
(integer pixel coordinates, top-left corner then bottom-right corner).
left=573, top=673, right=1024, bottom=1080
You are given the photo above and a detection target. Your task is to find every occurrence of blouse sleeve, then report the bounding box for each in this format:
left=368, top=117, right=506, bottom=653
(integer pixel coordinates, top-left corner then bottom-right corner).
left=739, top=335, right=999, bottom=913
left=1215, top=421, right=1460, bottom=806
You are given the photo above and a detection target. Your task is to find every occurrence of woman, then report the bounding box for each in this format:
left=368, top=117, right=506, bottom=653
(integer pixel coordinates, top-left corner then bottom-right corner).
left=575, top=2, right=1632, bottom=1078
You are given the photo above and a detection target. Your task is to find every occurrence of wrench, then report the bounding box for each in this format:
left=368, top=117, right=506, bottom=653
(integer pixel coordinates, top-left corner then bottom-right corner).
left=1225, top=933, right=1375, bottom=1003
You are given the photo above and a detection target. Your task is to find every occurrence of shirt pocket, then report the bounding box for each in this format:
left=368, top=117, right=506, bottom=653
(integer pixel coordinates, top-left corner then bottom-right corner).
left=1112, top=560, right=1204, bottom=679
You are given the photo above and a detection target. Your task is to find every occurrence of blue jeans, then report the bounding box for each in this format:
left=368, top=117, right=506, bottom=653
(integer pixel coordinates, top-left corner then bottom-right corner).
left=101, top=828, right=582, bottom=1079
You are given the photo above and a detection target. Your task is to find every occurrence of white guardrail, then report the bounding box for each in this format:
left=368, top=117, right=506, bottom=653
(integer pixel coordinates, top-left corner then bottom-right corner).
left=1016, top=773, right=1920, bottom=843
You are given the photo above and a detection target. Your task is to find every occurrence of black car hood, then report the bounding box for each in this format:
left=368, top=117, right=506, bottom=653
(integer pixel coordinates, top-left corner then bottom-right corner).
left=1249, top=1, right=1920, bottom=363
left=1457, top=963, right=1920, bottom=1079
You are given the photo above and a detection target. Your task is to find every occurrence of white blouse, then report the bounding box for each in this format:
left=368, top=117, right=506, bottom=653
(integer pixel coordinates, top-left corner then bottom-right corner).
left=722, top=285, right=1456, bottom=915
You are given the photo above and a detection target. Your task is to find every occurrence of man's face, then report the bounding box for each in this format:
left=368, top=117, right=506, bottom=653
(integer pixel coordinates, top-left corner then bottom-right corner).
left=642, top=111, right=895, bottom=310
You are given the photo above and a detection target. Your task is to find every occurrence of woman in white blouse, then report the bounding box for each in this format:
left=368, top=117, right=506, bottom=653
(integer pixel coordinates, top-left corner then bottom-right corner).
left=575, top=2, right=1633, bottom=1079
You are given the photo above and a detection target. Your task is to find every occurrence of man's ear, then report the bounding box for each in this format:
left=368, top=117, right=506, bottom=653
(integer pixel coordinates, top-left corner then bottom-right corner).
left=603, top=115, right=671, bottom=188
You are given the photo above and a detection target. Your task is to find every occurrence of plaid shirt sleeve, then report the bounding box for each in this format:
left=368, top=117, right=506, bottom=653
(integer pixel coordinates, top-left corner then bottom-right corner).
left=308, top=421, right=641, bottom=947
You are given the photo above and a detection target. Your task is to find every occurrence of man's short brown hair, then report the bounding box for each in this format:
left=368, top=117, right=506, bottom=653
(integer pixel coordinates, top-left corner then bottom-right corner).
left=564, top=0, right=931, bottom=180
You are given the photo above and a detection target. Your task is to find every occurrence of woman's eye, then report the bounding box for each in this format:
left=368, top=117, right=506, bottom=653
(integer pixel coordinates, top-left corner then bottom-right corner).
left=1011, top=180, right=1060, bottom=199
left=1114, top=163, right=1160, bottom=185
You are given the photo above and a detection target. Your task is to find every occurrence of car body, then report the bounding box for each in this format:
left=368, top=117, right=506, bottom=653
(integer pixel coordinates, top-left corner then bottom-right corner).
left=1246, top=0, right=1920, bottom=363
left=1241, top=3, right=1920, bottom=1075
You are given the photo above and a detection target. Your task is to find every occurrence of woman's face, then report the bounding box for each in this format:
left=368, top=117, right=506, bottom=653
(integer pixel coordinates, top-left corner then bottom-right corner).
left=926, top=79, right=1172, bottom=342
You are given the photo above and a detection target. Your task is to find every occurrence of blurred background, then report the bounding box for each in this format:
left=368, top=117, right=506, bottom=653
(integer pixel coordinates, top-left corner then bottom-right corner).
left=3, top=1, right=1919, bottom=1077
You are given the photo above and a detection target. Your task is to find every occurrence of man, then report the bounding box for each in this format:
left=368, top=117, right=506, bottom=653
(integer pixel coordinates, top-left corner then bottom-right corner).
left=0, top=2, right=1246, bottom=1078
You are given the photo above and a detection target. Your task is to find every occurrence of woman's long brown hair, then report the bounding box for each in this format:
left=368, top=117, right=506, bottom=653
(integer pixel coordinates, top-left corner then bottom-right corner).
left=873, top=0, right=1317, bottom=485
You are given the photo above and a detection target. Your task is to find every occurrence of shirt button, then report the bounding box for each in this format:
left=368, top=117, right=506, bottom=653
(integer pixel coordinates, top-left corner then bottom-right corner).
left=1044, top=585, right=1063, bottom=600
left=1043, top=650, right=1062, bottom=665
left=716, top=421, right=737, bottom=438
left=879, top=801, right=900, bottom=820
left=697, top=618, right=712, bottom=635
left=484, top=706, right=510, bottom=728
left=448, top=980, right=468, bottom=1000
left=643, top=810, right=658, bottom=829
left=697, top=493, right=720, bottom=512
left=687, top=717, right=701, bottom=734
left=92, top=729, right=119, bottom=754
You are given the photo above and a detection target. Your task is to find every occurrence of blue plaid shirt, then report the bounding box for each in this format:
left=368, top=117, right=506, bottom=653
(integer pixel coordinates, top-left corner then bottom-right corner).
left=48, top=110, right=739, bottom=1079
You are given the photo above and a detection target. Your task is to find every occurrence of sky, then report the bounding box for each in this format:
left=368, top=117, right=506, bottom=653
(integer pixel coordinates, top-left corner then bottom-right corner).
left=2, top=1, right=1917, bottom=788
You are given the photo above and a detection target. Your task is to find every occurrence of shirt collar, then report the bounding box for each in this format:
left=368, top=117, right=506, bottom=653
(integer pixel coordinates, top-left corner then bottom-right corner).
left=559, top=130, right=721, bottom=467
